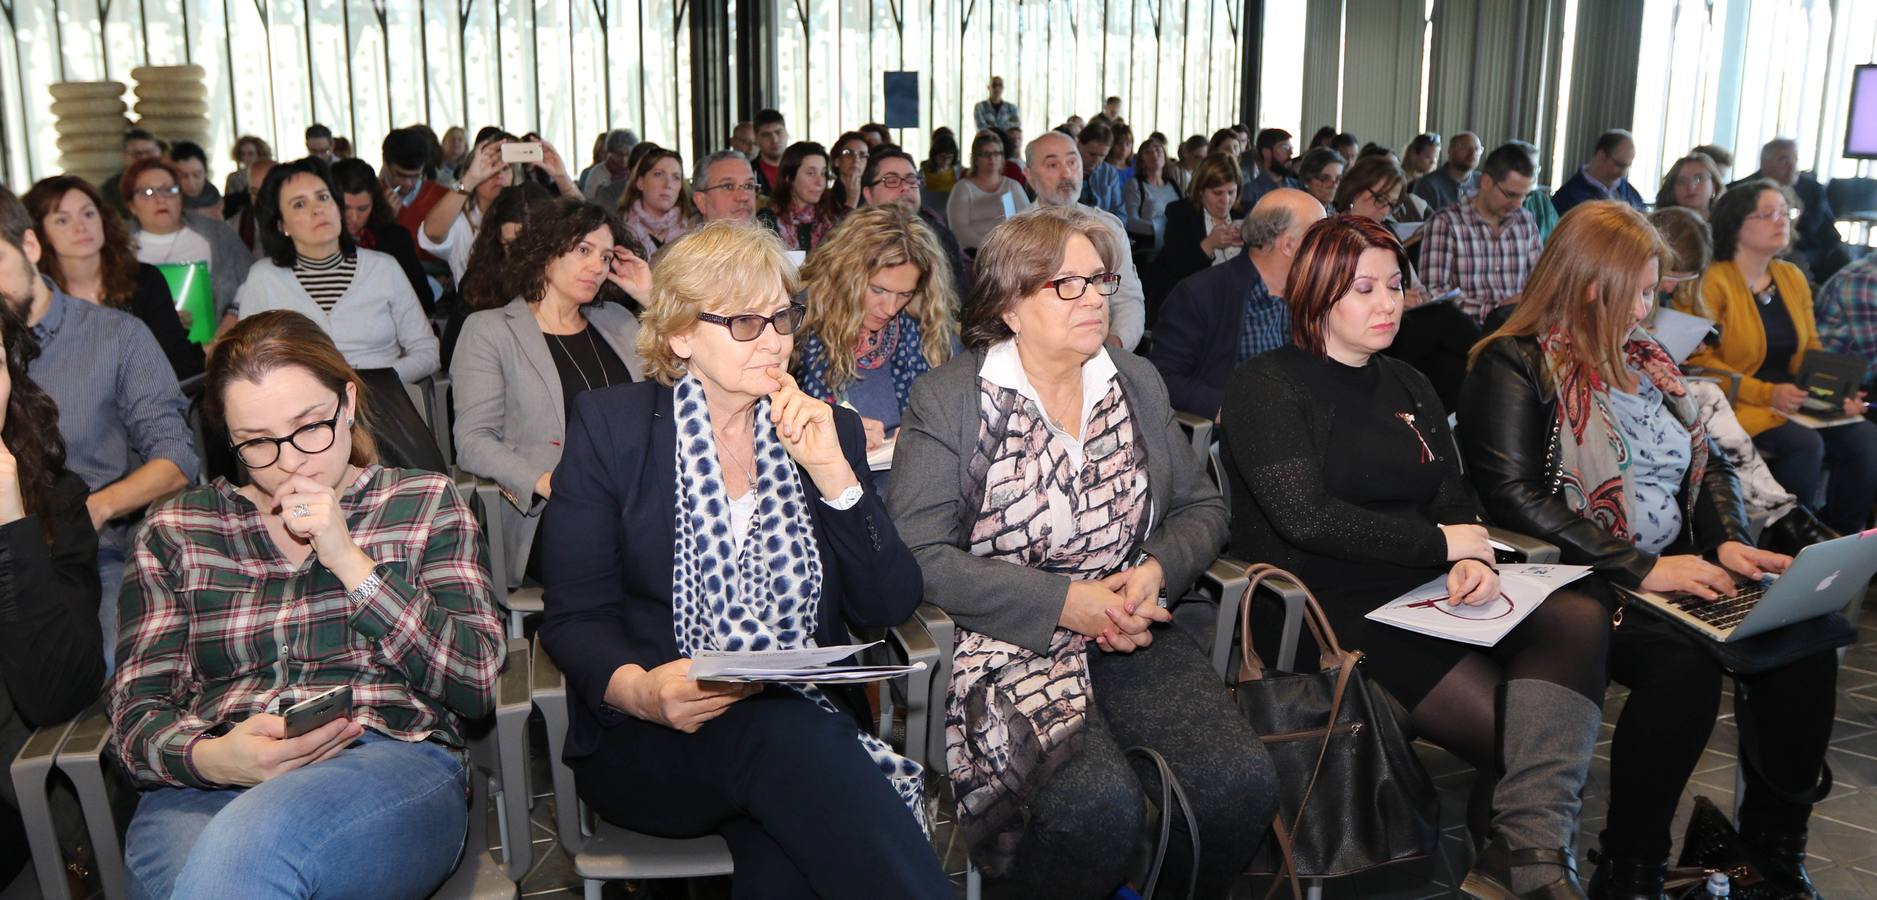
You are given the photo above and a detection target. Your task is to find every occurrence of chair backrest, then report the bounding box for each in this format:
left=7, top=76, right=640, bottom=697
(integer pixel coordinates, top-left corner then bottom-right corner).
left=1206, top=439, right=1230, bottom=519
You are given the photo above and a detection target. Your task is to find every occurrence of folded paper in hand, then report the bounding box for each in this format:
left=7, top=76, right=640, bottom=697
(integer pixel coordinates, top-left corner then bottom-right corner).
left=687, top=641, right=926, bottom=684
left=1365, top=564, right=1592, bottom=647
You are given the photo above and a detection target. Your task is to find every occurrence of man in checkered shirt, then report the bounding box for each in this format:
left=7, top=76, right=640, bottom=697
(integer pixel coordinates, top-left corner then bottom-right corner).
left=1418, top=142, right=1545, bottom=324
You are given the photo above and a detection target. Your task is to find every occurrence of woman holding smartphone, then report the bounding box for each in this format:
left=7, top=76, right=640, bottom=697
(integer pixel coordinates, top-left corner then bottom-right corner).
left=111, top=311, right=503, bottom=900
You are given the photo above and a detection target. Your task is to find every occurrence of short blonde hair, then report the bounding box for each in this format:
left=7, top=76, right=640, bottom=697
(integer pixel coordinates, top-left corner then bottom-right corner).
left=637, top=220, right=801, bottom=384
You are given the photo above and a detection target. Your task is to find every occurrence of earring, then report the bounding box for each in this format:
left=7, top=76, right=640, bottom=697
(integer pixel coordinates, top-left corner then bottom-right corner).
left=347, top=417, right=355, bottom=425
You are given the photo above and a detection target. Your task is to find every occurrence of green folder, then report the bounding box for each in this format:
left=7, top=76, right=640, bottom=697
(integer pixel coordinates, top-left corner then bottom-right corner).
left=156, top=261, right=215, bottom=344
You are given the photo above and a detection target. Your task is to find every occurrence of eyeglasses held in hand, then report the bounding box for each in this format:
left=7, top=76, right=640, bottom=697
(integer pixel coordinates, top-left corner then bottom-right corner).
left=231, top=398, right=344, bottom=468
left=697, top=304, right=807, bottom=341
left=134, top=184, right=183, bottom=199
left=1043, top=272, right=1123, bottom=300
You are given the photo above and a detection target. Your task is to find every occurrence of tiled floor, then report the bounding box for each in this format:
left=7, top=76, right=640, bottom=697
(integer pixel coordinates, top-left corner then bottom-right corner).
left=495, top=586, right=1877, bottom=898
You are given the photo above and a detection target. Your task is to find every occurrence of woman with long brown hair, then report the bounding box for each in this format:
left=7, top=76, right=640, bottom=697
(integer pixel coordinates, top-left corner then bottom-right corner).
left=0, top=291, right=106, bottom=888
left=1461, top=201, right=1837, bottom=899
left=23, top=176, right=202, bottom=378
left=112, top=310, right=502, bottom=900
left=614, top=144, right=693, bottom=254
left=1223, top=214, right=1608, bottom=900
left=755, top=141, right=842, bottom=252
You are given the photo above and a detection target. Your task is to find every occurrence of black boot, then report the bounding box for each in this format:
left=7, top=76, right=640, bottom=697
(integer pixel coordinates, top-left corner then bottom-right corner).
left=1739, top=828, right=1821, bottom=900
left=1759, top=508, right=1839, bottom=557
left=1585, top=849, right=1667, bottom=900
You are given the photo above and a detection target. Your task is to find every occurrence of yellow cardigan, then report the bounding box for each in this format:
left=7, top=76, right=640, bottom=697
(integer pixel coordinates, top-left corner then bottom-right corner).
left=1679, top=259, right=1821, bottom=436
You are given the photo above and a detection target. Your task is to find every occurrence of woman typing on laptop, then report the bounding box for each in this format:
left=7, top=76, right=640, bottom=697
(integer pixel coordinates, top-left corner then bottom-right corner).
left=1459, top=201, right=1836, bottom=900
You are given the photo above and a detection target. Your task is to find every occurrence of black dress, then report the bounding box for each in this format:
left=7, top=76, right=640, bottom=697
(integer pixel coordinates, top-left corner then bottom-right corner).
left=0, top=470, right=104, bottom=884
left=1219, top=344, right=1480, bottom=708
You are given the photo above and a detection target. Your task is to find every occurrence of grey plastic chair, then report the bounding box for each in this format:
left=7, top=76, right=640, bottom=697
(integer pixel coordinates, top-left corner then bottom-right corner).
left=8, top=711, right=86, bottom=899
left=29, top=638, right=534, bottom=900
left=457, top=470, right=542, bottom=640
left=530, top=605, right=945, bottom=900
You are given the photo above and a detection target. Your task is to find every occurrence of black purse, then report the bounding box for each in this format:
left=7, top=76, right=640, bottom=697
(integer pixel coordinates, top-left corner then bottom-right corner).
left=1232, top=564, right=1441, bottom=897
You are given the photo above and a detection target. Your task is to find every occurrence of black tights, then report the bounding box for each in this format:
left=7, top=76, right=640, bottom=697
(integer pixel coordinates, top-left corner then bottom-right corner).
left=1406, top=589, right=1611, bottom=838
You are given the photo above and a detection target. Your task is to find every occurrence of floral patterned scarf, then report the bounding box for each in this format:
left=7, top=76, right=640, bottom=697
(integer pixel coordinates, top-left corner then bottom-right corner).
left=1539, top=325, right=1709, bottom=542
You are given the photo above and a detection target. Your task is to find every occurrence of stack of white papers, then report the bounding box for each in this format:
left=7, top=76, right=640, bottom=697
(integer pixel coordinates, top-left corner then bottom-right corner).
left=1365, top=564, right=1592, bottom=647
left=687, top=641, right=926, bottom=684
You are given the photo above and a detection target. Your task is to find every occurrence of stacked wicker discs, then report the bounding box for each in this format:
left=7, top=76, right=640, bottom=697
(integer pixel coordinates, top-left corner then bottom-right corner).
left=132, top=65, right=211, bottom=149
left=49, top=81, right=129, bottom=182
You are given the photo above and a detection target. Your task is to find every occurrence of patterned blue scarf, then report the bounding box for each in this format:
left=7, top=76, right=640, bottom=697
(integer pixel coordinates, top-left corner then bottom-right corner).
left=667, top=373, right=925, bottom=826
left=795, top=312, right=929, bottom=412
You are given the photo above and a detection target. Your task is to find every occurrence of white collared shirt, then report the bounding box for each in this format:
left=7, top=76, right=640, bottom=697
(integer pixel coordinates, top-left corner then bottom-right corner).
left=979, top=339, right=1119, bottom=467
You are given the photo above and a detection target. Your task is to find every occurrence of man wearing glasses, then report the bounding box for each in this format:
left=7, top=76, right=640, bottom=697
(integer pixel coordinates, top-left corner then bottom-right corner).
left=1418, top=142, right=1545, bottom=325
left=100, top=128, right=164, bottom=215
left=859, top=147, right=970, bottom=302
left=690, top=151, right=760, bottom=225
left=0, top=186, right=195, bottom=673
left=1026, top=131, right=1147, bottom=350
left=1551, top=129, right=1645, bottom=217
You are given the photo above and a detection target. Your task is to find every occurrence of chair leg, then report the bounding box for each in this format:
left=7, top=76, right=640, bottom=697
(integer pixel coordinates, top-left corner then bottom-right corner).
left=584, top=878, right=606, bottom=900
left=965, top=858, right=982, bottom=900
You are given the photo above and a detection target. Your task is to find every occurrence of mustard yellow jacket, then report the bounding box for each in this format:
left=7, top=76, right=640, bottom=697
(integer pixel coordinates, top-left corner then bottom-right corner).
left=1679, top=258, right=1820, bottom=436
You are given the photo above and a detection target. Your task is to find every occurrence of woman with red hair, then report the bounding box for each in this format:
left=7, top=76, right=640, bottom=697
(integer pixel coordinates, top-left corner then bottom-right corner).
left=1219, top=214, right=1608, bottom=899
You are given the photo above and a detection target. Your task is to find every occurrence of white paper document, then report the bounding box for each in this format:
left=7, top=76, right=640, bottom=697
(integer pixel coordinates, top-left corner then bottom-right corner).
left=867, top=435, right=897, bottom=471
left=1647, top=307, right=1716, bottom=365
left=686, top=641, right=926, bottom=684
left=1365, top=563, right=1593, bottom=647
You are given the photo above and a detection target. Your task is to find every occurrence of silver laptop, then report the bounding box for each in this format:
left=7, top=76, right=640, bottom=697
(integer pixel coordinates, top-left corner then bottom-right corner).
left=1620, top=529, right=1877, bottom=642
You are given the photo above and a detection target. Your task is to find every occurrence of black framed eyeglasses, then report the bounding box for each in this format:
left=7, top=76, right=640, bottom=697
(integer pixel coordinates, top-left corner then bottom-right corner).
left=231, top=398, right=345, bottom=468
left=697, top=304, right=806, bottom=341
left=1043, top=272, right=1122, bottom=300
left=866, top=173, right=923, bottom=190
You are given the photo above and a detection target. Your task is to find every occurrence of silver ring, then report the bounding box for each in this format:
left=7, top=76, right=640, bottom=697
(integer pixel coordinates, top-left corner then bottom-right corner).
left=291, top=504, right=311, bottom=518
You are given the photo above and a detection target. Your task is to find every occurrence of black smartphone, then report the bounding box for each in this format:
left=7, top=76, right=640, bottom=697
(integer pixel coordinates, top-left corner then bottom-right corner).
left=281, top=684, right=353, bottom=739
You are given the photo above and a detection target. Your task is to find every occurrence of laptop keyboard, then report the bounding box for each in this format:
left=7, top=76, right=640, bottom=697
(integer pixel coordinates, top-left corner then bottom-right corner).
left=1668, top=582, right=1768, bottom=632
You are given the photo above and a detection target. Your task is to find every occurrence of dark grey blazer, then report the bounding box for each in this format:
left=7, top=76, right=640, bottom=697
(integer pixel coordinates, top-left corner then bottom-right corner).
left=887, top=345, right=1228, bottom=654
left=450, top=297, right=644, bottom=586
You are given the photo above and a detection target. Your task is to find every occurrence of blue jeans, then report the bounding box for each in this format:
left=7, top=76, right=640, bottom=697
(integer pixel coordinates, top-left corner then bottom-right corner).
left=125, top=732, right=468, bottom=900
left=95, top=522, right=131, bottom=678
left=1753, top=418, right=1877, bottom=534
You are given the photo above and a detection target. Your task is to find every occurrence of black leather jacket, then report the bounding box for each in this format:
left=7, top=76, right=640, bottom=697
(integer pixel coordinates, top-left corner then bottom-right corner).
left=1457, top=335, right=1753, bottom=589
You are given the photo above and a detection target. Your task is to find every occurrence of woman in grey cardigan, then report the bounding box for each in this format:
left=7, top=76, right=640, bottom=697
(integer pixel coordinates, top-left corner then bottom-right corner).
left=232, top=159, right=438, bottom=384
left=451, top=198, right=647, bottom=587
left=887, top=205, right=1276, bottom=899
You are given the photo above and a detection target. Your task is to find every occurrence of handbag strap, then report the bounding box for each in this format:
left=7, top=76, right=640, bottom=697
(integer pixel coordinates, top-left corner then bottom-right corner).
left=1256, top=645, right=1363, bottom=899
left=1126, top=746, right=1201, bottom=900
left=1235, top=564, right=1347, bottom=683
left=1262, top=813, right=1306, bottom=900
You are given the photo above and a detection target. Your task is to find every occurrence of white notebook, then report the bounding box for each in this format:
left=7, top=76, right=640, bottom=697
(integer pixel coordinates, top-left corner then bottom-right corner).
left=1365, top=564, right=1592, bottom=647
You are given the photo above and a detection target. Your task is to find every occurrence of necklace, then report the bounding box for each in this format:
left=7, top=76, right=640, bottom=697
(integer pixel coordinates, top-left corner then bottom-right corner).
left=545, top=328, right=612, bottom=395
left=711, top=414, right=760, bottom=485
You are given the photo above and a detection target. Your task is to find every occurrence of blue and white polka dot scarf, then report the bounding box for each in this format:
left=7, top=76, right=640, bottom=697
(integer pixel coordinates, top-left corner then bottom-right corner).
left=668, top=373, right=926, bottom=828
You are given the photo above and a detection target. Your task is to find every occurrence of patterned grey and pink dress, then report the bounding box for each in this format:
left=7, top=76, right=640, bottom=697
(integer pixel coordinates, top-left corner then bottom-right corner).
left=945, top=366, right=1151, bottom=872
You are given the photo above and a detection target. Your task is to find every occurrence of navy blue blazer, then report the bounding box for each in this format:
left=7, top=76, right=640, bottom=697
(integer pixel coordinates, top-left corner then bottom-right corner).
left=538, top=380, right=923, bottom=762
left=1149, top=253, right=1270, bottom=418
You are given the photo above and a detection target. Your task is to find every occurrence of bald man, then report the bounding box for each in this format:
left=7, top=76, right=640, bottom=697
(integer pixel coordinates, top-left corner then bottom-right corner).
left=1150, top=188, right=1327, bottom=417
left=1026, top=130, right=1147, bottom=350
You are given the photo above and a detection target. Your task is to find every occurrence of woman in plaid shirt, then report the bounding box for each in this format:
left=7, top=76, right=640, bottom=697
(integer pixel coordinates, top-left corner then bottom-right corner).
left=110, top=310, right=504, bottom=900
